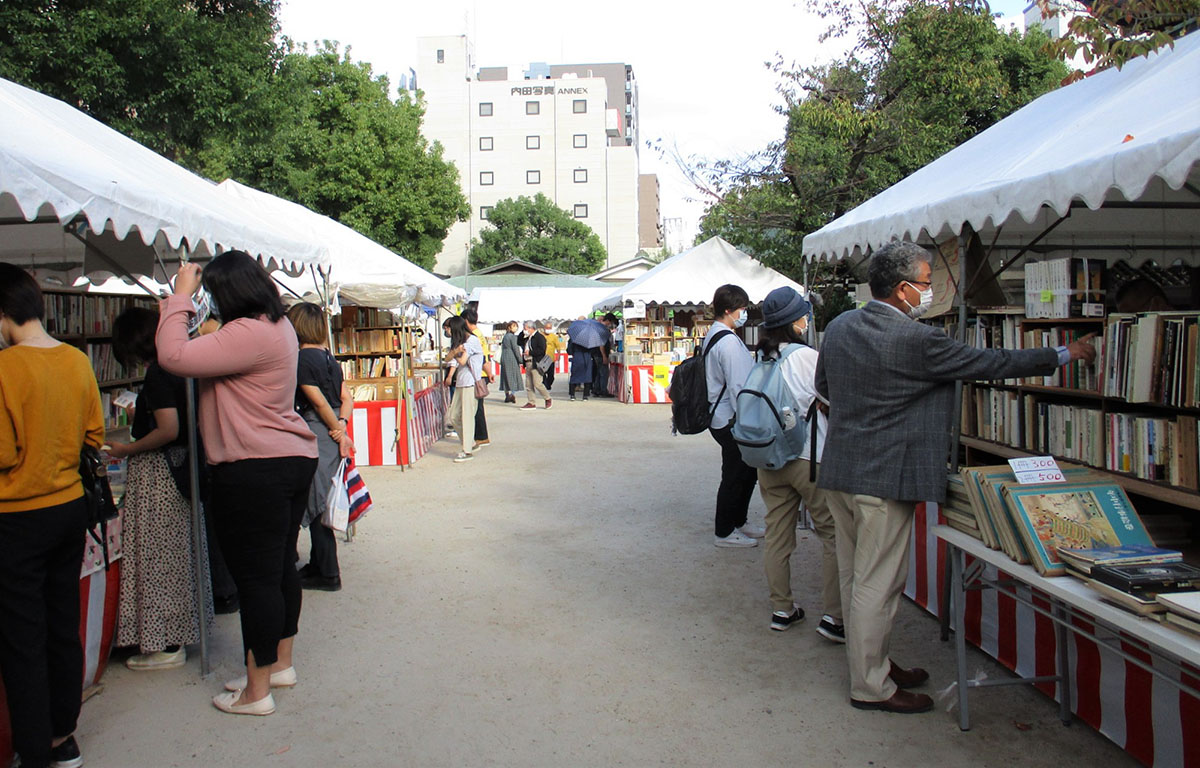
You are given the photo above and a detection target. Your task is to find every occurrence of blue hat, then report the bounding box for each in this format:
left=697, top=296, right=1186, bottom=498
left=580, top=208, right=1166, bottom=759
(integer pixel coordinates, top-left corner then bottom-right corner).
left=761, top=287, right=812, bottom=329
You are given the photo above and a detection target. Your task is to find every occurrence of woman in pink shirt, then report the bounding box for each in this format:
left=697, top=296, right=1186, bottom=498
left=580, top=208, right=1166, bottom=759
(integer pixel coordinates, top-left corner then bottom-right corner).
left=157, top=252, right=318, bottom=717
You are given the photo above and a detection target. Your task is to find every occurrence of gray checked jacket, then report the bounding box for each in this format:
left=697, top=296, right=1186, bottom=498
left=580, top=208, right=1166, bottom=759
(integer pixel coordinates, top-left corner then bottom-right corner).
left=815, top=302, right=1059, bottom=503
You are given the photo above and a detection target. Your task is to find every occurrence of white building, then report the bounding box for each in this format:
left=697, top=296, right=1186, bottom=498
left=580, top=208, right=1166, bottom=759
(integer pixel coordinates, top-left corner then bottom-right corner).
left=416, top=36, right=644, bottom=276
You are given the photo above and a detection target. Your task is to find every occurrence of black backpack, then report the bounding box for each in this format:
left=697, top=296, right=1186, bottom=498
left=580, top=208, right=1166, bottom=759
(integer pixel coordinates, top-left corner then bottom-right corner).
left=669, top=329, right=734, bottom=435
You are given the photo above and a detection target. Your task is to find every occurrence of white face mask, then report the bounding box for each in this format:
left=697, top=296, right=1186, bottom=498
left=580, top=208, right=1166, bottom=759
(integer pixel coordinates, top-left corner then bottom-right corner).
left=903, top=282, right=934, bottom=319
left=733, top=309, right=748, bottom=328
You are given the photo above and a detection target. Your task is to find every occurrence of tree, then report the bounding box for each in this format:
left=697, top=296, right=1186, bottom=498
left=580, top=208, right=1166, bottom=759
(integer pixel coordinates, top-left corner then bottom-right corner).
left=468, top=194, right=607, bottom=274
left=683, top=0, right=1069, bottom=283
left=0, top=0, right=281, bottom=166
left=200, top=42, right=469, bottom=271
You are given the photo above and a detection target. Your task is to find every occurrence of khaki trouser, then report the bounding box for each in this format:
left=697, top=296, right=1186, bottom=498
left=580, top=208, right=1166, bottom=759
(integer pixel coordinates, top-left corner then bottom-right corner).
left=758, top=460, right=840, bottom=618
left=524, top=365, right=550, bottom=404
left=825, top=491, right=914, bottom=702
left=446, top=386, right=478, bottom=455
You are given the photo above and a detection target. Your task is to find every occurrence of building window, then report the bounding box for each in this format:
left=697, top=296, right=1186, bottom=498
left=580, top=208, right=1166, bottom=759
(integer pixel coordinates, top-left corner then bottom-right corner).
left=479, top=102, right=493, bottom=117
left=480, top=206, right=493, bottom=220
left=573, top=169, right=588, bottom=183
left=573, top=99, right=587, bottom=114
left=479, top=136, right=494, bottom=151
left=573, top=204, right=588, bottom=218
left=436, top=49, right=444, bottom=63
left=479, top=171, right=494, bottom=186
left=572, top=134, right=587, bottom=149
left=526, top=135, right=540, bottom=150
left=526, top=100, right=540, bottom=115
left=526, top=170, right=541, bottom=185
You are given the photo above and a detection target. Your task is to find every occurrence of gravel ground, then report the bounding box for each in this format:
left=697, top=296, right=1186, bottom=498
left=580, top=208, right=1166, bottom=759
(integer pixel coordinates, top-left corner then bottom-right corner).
left=77, top=383, right=1136, bottom=767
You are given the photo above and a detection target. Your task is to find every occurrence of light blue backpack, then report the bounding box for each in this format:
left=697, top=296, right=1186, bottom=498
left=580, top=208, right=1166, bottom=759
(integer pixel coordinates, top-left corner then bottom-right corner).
left=732, top=345, right=818, bottom=472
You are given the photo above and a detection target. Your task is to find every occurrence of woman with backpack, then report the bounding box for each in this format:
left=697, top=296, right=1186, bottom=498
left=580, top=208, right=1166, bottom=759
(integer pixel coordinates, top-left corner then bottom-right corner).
left=753, top=286, right=843, bottom=643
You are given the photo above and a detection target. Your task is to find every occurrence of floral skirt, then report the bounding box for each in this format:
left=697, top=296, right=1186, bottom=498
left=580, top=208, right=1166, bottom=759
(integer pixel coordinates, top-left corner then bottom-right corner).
left=116, top=448, right=214, bottom=653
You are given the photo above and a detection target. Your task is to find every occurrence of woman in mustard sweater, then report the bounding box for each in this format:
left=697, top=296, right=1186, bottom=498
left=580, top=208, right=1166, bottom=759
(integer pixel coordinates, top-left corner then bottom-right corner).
left=0, top=263, right=103, bottom=768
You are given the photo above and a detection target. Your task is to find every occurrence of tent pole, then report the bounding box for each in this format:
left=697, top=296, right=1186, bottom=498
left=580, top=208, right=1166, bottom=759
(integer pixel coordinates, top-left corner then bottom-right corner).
left=949, top=227, right=971, bottom=475
left=184, top=375, right=211, bottom=677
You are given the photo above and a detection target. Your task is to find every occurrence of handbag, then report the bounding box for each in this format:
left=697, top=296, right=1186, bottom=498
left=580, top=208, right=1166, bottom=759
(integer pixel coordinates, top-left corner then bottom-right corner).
left=323, top=458, right=351, bottom=532
left=474, top=376, right=490, bottom=398
left=535, top=354, right=554, bottom=374
left=79, top=445, right=119, bottom=569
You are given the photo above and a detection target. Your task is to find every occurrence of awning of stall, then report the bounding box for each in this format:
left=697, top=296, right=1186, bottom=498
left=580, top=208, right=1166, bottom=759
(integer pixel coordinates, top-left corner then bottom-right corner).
left=470, top=286, right=615, bottom=323
left=215, top=180, right=464, bottom=309
left=593, top=236, right=806, bottom=311
left=0, top=77, right=326, bottom=281
left=801, top=31, right=1200, bottom=263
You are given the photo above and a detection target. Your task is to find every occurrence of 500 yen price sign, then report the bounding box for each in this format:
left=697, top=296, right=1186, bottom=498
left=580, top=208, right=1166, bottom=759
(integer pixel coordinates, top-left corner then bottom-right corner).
left=1007, top=456, right=1065, bottom=485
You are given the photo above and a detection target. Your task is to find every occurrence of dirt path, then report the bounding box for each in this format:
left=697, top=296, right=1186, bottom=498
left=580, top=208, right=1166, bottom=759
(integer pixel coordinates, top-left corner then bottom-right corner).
left=78, top=384, right=1135, bottom=767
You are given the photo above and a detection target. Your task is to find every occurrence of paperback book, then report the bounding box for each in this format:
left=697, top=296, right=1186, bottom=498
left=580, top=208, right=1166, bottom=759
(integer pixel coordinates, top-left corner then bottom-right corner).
left=1057, top=544, right=1182, bottom=576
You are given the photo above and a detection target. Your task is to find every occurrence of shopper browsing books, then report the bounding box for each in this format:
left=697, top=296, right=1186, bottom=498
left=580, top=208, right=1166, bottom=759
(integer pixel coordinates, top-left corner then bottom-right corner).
left=443, top=316, right=484, bottom=462
left=461, top=308, right=491, bottom=450
left=815, top=241, right=1097, bottom=715
left=0, top=263, right=104, bottom=768
left=157, top=253, right=318, bottom=717
left=752, top=287, right=843, bottom=642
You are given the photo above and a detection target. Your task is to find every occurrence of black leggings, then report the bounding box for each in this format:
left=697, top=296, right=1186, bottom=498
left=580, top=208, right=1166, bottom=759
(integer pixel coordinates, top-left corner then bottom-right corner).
left=209, top=456, right=317, bottom=666
left=0, top=497, right=87, bottom=768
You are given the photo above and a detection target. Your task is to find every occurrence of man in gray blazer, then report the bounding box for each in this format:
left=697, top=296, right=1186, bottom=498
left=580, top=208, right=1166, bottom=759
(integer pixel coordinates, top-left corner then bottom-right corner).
left=815, top=241, right=1096, bottom=714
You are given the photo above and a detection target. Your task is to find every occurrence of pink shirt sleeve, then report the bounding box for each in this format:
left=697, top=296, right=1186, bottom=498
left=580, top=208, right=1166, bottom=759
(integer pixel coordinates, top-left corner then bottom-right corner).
left=156, top=293, right=263, bottom=378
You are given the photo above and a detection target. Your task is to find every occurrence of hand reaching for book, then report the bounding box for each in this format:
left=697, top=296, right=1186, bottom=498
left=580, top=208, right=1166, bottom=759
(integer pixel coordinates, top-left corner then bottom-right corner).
left=1066, top=333, right=1098, bottom=364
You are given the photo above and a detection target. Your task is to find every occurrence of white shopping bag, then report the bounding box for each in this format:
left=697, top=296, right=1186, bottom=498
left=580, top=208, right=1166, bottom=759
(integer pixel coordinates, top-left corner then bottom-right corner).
left=322, top=458, right=351, bottom=532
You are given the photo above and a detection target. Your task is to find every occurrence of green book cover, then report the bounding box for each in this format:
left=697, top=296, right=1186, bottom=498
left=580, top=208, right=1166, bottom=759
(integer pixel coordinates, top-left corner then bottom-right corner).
left=1001, top=483, right=1152, bottom=576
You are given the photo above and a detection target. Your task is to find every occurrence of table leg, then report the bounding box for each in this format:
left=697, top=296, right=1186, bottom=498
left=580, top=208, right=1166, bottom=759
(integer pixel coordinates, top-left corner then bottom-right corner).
left=953, top=546, right=970, bottom=730
left=940, top=553, right=952, bottom=641
left=1053, top=602, right=1072, bottom=726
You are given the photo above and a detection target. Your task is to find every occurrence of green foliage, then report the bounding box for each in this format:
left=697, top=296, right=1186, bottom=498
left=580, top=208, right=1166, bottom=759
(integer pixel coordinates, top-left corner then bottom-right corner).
left=1037, top=0, right=1199, bottom=82
left=468, top=194, right=607, bottom=274
left=689, top=0, right=1069, bottom=284
left=0, top=0, right=281, bottom=164
left=208, top=42, right=468, bottom=271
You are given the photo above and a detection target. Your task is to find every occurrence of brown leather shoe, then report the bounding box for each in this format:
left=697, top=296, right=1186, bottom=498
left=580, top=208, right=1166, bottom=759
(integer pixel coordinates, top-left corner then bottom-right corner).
left=850, top=689, right=934, bottom=714
left=889, top=661, right=930, bottom=689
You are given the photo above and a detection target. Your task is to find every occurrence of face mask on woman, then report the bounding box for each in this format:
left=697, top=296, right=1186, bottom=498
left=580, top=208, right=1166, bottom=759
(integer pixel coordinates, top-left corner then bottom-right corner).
left=733, top=309, right=748, bottom=328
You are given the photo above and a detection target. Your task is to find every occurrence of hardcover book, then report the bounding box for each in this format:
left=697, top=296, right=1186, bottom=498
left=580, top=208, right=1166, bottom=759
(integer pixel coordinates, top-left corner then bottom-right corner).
left=1001, top=482, right=1153, bottom=576
left=1156, top=591, right=1200, bottom=622
left=1091, top=562, right=1200, bottom=594
left=1057, top=544, right=1182, bottom=576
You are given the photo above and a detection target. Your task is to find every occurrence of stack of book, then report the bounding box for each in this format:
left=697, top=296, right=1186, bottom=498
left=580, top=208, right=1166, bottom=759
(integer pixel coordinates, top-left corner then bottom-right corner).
left=941, top=475, right=983, bottom=540
left=1156, top=592, right=1200, bottom=636
left=1087, top=561, right=1200, bottom=616
left=1058, top=544, right=1183, bottom=577
left=1023, top=257, right=1105, bottom=319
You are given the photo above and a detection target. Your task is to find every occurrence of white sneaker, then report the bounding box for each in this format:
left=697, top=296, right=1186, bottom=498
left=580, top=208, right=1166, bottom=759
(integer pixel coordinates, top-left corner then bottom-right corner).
left=739, top=523, right=766, bottom=538
left=715, top=531, right=759, bottom=548
left=126, top=647, right=186, bottom=670
left=453, top=452, right=474, bottom=463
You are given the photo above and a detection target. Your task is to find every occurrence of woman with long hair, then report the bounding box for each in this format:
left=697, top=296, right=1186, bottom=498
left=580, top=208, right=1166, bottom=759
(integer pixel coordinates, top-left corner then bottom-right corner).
left=108, top=307, right=213, bottom=671
left=0, top=263, right=103, bottom=768
left=157, top=252, right=318, bottom=716
left=286, top=302, right=354, bottom=592
left=443, top=316, right=483, bottom=463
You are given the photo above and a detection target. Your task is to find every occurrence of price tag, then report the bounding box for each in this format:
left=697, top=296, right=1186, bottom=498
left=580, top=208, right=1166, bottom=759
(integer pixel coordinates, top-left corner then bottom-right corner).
left=1039, top=290, right=1053, bottom=303
left=1008, top=456, right=1065, bottom=485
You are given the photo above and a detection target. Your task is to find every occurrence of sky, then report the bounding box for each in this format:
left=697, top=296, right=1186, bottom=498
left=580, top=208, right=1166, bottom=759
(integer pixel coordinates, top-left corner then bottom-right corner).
left=277, top=0, right=1032, bottom=246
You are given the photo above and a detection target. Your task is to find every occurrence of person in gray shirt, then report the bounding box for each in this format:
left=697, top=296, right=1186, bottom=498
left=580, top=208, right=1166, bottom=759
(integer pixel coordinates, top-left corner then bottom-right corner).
left=704, top=283, right=765, bottom=548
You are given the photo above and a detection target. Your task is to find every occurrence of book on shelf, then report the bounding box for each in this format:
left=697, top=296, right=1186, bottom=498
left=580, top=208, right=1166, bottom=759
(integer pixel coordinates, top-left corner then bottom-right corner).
left=1020, top=326, right=1101, bottom=390
left=1162, top=610, right=1200, bottom=636
left=1105, top=412, right=1199, bottom=490
left=1090, top=561, right=1200, bottom=595
left=1026, top=399, right=1105, bottom=467
left=1023, top=257, right=1105, bottom=319
left=1156, top=590, right=1200, bottom=622
left=1103, top=311, right=1200, bottom=406
left=1056, top=544, right=1182, bottom=576
left=1001, top=482, right=1154, bottom=576
left=1085, top=578, right=1169, bottom=615
left=941, top=475, right=983, bottom=540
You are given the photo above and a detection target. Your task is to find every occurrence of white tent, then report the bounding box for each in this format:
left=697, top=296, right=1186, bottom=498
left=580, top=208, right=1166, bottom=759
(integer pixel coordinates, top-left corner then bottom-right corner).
left=471, top=286, right=615, bottom=323
left=0, top=78, right=325, bottom=281
left=216, top=180, right=464, bottom=309
left=593, top=237, right=805, bottom=311
left=802, top=31, right=1200, bottom=263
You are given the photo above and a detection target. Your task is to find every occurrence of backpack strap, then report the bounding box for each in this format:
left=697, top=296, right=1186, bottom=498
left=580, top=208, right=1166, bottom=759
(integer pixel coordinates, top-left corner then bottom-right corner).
left=702, top=328, right=736, bottom=423
left=807, top=399, right=820, bottom=482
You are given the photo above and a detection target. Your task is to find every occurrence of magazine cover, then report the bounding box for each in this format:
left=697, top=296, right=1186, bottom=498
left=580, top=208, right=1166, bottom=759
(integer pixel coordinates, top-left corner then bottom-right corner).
left=1002, top=483, right=1153, bottom=576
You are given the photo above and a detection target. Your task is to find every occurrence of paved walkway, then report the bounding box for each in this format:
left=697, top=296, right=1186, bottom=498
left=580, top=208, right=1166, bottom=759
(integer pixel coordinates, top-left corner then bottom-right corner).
left=79, top=383, right=1135, bottom=767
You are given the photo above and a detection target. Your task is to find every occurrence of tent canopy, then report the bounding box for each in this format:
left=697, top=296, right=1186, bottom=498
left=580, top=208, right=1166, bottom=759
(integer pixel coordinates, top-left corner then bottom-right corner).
left=593, top=237, right=805, bottom=311
left=470, top=286, right=615, bottom=323
left=0, top=77, right=326, bottom=281
left=802, top=31, right=1200, bottom=263
left=216, top=180, right=463, bottom=309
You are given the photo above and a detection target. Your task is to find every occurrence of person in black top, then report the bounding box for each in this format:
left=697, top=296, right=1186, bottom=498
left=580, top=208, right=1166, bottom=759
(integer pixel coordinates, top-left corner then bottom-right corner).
left=286, top=303, right=354, bottom=591
left=108, top=307, right=214, bottom=671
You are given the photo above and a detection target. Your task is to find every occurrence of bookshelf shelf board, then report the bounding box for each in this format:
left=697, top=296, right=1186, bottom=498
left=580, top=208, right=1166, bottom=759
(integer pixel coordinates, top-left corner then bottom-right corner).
left=335, top=351, right=403, bottom=357
left=1019, top=384, right=1104, bottom=399
left=342, top=325, right=405, bottom=331
left=974, top=307, right=1025, bottom=315
left=1104, top=398, right=1200, bottom=415
left=1020, top=317, right=1106, bottom=325
left=959, top=435, right=1200, bottom=510
left=96, top=376, right=141, bottom=388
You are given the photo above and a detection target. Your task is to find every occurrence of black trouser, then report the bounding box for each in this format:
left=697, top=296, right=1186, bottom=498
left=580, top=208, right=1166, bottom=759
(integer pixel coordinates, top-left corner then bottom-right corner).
left=591, top=350, right=609, bottom=396
left=544, top=365, right=555, bottom=389
left=204, top=499, right=237, bottom=601
left=569, top=382, right=592, bottom=398
left=209, top=456, right=316, bottom=666
left=0, top=497, right=88, bottom=768
left=308, top=521, right=340, bottom=578
left=709, top=423, right=758, bottom=537
left=474, top=395, right=488, bottom=441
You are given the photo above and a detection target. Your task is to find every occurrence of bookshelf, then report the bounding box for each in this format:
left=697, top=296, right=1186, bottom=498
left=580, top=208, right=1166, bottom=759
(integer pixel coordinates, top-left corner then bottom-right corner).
left=332, top=305, right=438, bottom=402
left=621, top=305, right=710, bottom=366
left=960, top=308, right=1200, bottom=512
left=42, top=287, right=158, bottom=434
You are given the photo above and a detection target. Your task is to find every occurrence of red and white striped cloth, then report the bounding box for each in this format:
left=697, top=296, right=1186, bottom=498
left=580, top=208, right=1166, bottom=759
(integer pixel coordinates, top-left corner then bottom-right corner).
left=906, top=503, right=1200, bottom=767
left=627, top=365, right=670, bottom=404
left=409, top=386, right=447, bottom=463
left=349, top=401, right=403, bottom=467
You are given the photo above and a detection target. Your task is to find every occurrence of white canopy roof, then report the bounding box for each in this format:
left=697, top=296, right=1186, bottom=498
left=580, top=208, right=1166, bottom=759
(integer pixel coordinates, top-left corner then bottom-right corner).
left=593, top=237, right=805, bottom=310
left=802, top=31, right=1200, bottom=262
left=216, top=180, right=463, bottom=309
left=470, top=286, right=615, bottom=323
left=0, top=77, right=326, bottom=281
